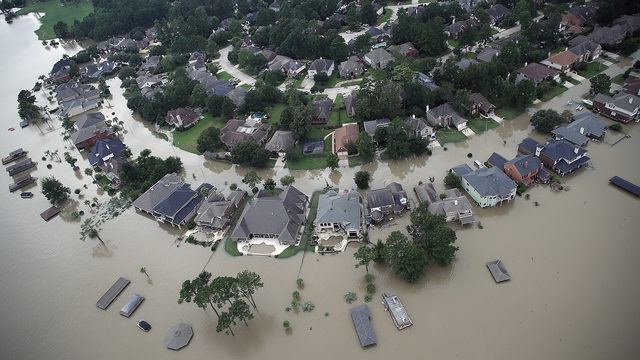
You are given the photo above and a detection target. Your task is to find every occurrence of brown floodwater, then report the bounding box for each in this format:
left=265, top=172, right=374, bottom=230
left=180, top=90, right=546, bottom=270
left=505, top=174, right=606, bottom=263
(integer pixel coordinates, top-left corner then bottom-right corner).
left=1, top=15, right=639, bottom=360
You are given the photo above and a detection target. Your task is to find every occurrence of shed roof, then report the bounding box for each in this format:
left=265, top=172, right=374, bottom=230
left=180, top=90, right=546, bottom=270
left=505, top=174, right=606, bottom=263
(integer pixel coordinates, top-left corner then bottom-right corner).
left=350, top=305, right=377, bottom=347
left=487, top=260, right=511, bottom=282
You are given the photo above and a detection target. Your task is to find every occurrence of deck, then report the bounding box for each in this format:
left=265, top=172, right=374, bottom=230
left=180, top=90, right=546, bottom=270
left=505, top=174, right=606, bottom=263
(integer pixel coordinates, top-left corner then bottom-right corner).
left=609, top=176, right=640, bottom=197
left=96, top=277, right=131, bottom=310
left=381, top=294, right=413, bottom=330
left=6, top=158, right=37, bottom=176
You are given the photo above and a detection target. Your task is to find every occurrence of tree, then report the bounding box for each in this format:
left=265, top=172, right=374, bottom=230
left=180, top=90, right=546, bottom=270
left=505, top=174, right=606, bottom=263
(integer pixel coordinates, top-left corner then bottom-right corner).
left=360, top=0, right=377, bottom=25
left=69, top=61, right=79, bottom=78
left=283, top=320, right=290, bottom=329
left=140, top=267, right=150, bottom=280
left=530, top=109, right=564, bottom=133
left=384, top=231, right=428, bottom=283
left=346, top=3, right=359, bottom=30
left=444, top=172, right=461, bottom=188
left=242, top=171, right=262, bottom=189
left=263, top=178, right=276, bottom=192
left=356, top=132, right=376, bottom=160
left=354, top=171, right=371, bottom=189
left=40, top=176, right=70, bottom=205
left=196, top=127, right=222, bottom=153
left=326, top=152, right=339, bottom=170
left=425, top=225, right=459, bottom=266
left=329, top=36, right=349, bottom=62
left=344, top=291, right=357, bottom=303
left=280, top=175, right=295, bottom=186
left=372, top=239, right=386, bottom=263
left=590, top=73, right=611, bottom=95
left=231, top=140, right=271, bottom=167
left=229, top=299, right=254, bottom=327
left=288, top=103, right=313, bottom=141
left=178, top=271, right=219, bottom=316
left=216, top=311, right=236, bottom=336
left=80, top=218, right=105, bottom=246
left=354, top=245, right=374, bottom=272
left=53, top=21, right=68, bottom=38
left=497, top=41, right=521, bottom=69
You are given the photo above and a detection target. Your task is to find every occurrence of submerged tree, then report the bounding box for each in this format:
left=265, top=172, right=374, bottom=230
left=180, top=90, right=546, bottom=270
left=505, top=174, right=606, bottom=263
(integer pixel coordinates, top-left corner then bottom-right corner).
left=354, top=245, right=374, bottom=273
left=80, top=219, right=105, bottom=246
left=140, top=267, right=150, bottom=280
left=216, top=311, right=236, bottom=336
left=236, top=270, right=263, bottom=309
left=41, top=176, right=70, bottom=205
left=229, top=299, right=254, bottom=327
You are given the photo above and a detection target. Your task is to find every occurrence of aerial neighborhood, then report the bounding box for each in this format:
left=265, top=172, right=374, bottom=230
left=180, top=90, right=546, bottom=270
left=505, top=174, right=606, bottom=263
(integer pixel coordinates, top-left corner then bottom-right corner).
left=7, top=0, right=640, bottom=351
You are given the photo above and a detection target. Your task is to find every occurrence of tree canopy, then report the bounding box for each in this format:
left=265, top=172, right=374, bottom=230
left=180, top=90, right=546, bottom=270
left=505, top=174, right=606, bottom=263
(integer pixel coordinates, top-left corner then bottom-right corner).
left=40, top=176, right=70, bottom=205
left=530, top=109, right=564, bottom=133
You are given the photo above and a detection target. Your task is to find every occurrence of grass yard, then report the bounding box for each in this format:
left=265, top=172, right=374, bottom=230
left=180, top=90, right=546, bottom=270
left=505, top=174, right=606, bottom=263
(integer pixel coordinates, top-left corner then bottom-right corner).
left=464, top=52, right=477, bottom=59
left=334, top=93, right=344, bottom=109
left=293, top=75, right=305, bottom=89
left=370, top=69, right=388, bottom=81
left=611, top=73, right=636, bottom=85
left=348, top=154, right=373, bottom=167
left=447, top=39, right=460, bottom=47
left=285, top=136, right=332, bottom=170
left=577, top=62, right=608, bottom=78
left=16, top=0, right=94, bottom=40
left=539, top=84, right=568, bottom=102
left=276, top=191, right=322, bottom=258
left=172, top=113, right=225, bottom=154
left=436, top=128, right=467, bottom=145
left=467, top=117, right=500, bottom=134
left=239, top=84, right=252, bottom=89
left=307, top=127, right=333, bottom=139
left=377, top=9, right=393, bottom=24
left=566, top=77, right=581, bottom=85
left=495, top=106, right=525, bottom=120
left=216, top=71, right=233, bottom=80
left=266, top=103, right=286, bottom=126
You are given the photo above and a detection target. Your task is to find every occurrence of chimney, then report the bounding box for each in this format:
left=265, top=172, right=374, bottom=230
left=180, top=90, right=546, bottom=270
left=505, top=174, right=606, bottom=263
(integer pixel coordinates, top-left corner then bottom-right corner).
left=524, top=62, right=528, bottom=67
left=524, top=161, right=528, bottom=168
left=412, top=114, right=416, bottom=119
left=580, top=127, right=584, bottom=134
left=535, top=146, right=543, bottom=157
left=548, top=51, right=551, bottom=57
left=426, top=105, right=430, bottom=113
left=630, top=97, right=633, bottom=104
left=574, top=147, right=579, bottom=154
left=452, top=16, right=456, bottom=24
left=454, top=200, right=458, bottom=205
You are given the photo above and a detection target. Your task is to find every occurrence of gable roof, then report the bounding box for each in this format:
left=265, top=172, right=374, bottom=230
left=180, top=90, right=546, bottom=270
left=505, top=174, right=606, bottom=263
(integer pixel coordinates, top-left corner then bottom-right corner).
left=568, top=39, right=600, bottom=56
left=132, top=173, right=183, bottom=213
left=426, top=103, right=466, bottom=127
left=545, top=50, right=580, bottom=66
left=505, top=155, right=541, bottom=177
left=518, top=137, right=541, bottom=155
left=365, top=48, right=393, bottom=65
left=225, top=87, right=247, bottom=107
left=477, top=47, right=500, bottom=62
left=487, top=152, right=507, bottom=169
left=594, top=92, right=640, bottom=112
left=469, top=93, right=494, bottom=112
left=405, top=116, right=432, bottom=133
left=365, top=26, right=385, bottom=37
left=333, top=123, right=359, bottom=152
left=343, top=94, right=357, bottom=117
left=363, top=118, right=390, bottom=138
left=487, top=4, right=511, bottom=22
left=75, top=112, right=106, bottom=130
left=516, top=62, right=560, bottom=81
left=166, top=108, right=199, bottom=127
left=589, top=25, right=627, bottom=45
left=309, top=59, right=334, bottom=73
left=445, top=18, right=477, bottom=34
left=316, top=191, right=361, bottom=231
left=540, top=138, right=587, bottom=161
left=313, top=97, right=334, bottom=120
left=339, top=59, right=364, bottom=77
left=460, top=166, right=518, bottom=197
left=350, top=305, right=377, bottom=347
left=265, top=130, right=295, bottom=152
left=220, top=119, right=271, bottom=149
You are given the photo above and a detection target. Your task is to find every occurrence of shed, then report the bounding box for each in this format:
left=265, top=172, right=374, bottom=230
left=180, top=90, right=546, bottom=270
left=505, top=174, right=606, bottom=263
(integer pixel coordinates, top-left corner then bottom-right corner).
left=40, top=206, right=60, bottom=221
left=165, top=323, right=194, bottom=350
left=350, top=305, right=377, bottom=347
left=120, top=294, right=145, bottom=317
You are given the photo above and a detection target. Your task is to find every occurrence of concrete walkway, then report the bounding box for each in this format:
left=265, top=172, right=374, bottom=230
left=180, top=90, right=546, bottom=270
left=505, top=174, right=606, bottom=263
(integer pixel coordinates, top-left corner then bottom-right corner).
left=216, top=46, right=257, bottom=86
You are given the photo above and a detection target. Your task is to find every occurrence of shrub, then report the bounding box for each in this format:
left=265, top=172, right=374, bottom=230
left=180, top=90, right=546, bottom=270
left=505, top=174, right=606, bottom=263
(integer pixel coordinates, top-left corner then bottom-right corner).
left=47, top=164, right=52, bottom=169
left=344, top=291, right=357, bottom=304
left=354, top=170, right=371, bottom=189
left=444, top=171, right=461, bottom=188
left=439, top=193, right=447, bottom=200
left=366, top=283, right=376, bottom=294
left=283, top=320, right=290, bottom=329
left=364, top=274, right=374, bottom=283
left=252, top=187, right=259, bottom=194
left=302, top=301, right=315, bottom=312
left=467, top=152, right=472, bottom=158
left=74, top=189, right=81, bottom=194
left=525, top=194, right=530, bottom=200
left=187, top=220, right=196, bottom=230
left=292, top=291, right=300, bottom=300
left=230, top=183, right=237, bottom=190
left=364, top=294, right=372, bottom=302
left=609, top=123, right=622, bottom=132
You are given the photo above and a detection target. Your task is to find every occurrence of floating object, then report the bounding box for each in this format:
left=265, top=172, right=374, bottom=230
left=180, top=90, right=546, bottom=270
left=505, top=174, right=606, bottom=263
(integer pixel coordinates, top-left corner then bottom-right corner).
left=381, top=294, right=413, bottom=330
left=582, top=99, right=593, bottom=106
left=8, top=127, right=15, bottom=131
left=20, top=192, right=33, bottom=199
left=487, top=260, right=511, bottom=283
left=40, top=206, right=60, bottom=221
left=19, top=120, right=29, bottom=128
left=9, top=174, right=36, bottom=192
left=609, top=176, right=640, bottom=197
left=96, top=277, right=131, bottom=310
left=165, top=323, right=193, bottom=351
left=2, top=148, right=28, bottom=165
left=120, top=294, right=145, bottom=317
left=137, top=320, right=152, bottom=332
left=350, top=305, right=377, bottom=348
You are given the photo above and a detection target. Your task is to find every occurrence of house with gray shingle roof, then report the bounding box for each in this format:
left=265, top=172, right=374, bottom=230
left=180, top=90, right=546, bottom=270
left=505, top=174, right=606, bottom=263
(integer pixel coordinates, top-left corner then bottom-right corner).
left=366, top=182, right=408, bottom=222
left=363, top=118, right=390, bottom=139
left=281, top=60, right=306, bottom=77
left=70, top=112, right=116, bottom=150
left=350, top=305, right=377, bottom=348
left=593, top=92, right=640, bottom=123
left=426, top=103, right=467, bottom=131
left=220, top=119, right=272, bottom=149
left=486, top=4, right=512, bottom=24
left=589, top=25, right=627, bottom=45
left=364, top=48, right=393, bottom=70
left=445, top=18, right=478, bottom=40
left=405, top=115, right=434, bottom=139
left=225, top=87, right=247, bottom=107
left=517, top=138, right=590, bottom=177
left=132, top=173, right=183, bottom=214
left=477, top=46, right=500, bottom=63
left=451, top=164, right=517, bottom=208
left=343, top=94, right=357, bottom=118
left=308, top=58, right=335, bottom=78
left=315, top=190, right=362, bottom=237
left=87, top=138, right=126, bottom=167
left=194, top=190, right=247, bottom=229
left=338, top=58, right=364, bottom=78
left=151, top=183, right=212, bottom=228
left=231, top=186, right=308, bottom=245
left=312, top=97, right=334, bottom=125
left=551, top=112, right=607, bottom=146
left=413, top=182, right=474, bottom=224
left=265, top=130, right=295, bottom=154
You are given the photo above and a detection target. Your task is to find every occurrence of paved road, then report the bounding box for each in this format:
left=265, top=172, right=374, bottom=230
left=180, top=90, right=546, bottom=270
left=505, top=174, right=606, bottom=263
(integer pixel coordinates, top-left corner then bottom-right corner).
left=216, top=46, right=256, bottom=86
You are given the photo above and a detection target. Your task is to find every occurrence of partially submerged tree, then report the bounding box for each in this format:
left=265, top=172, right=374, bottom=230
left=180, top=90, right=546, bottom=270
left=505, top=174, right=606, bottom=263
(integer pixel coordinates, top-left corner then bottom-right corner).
left=41, top=176, right=70, bottom=205
left=354, top=245, right=374, bottom=273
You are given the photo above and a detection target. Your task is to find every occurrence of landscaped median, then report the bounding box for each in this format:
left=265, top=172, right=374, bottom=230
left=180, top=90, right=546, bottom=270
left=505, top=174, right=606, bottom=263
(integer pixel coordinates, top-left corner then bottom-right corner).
left=275, top=190, right=322, bottom=259
left=16, top=0, right=94, bottom=40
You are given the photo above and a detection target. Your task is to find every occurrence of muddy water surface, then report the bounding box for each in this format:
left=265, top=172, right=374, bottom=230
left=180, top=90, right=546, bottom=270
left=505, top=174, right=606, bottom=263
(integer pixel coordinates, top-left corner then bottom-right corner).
left=1, top=15, right=639, bottom=360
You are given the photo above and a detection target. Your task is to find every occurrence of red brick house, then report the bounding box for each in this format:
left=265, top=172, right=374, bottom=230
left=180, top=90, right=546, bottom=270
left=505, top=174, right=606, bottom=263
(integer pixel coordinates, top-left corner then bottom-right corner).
left=593, top=92, right=640, bottom=123
left=469, top=93, right=495, bottom=115
left=503, top=155, right=546, bottom=186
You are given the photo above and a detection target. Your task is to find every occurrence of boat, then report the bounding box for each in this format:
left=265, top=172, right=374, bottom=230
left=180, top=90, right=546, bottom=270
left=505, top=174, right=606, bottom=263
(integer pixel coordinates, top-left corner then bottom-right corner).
left=8, top=127, right=15, bottom=131
left=137, top=320, right=152, bottom=332
left=582, top=99, right=593, bottom=106
left=20, top=192, right=33, bottom=199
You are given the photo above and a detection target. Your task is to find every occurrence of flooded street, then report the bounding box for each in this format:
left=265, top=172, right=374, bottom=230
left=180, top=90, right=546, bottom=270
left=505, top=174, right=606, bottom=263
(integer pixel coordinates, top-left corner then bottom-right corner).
left=1, top=15, right=640, bottom=360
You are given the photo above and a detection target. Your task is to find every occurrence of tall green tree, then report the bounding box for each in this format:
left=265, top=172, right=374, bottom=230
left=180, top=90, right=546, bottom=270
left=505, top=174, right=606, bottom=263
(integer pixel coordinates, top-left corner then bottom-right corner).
left=41, top=176, right=70, bottom=205
left=384, top=231, right=428, bottom=283
left=229, top=299, right=254, bottom=327
left=356, top=132, right=376, bottom=160
left=263, top=178, right=276, bottom=192
left=326, top=152, right=339, bottom=170
left=354, top=171, right=371, bottom=189
left=354, top=245, right=374, bottom=273
left=216, top=311, right=236, bottom=336
left=590, top=73, right=611, bottom=95
left=360, top=0, right=378, bottom=25
left=242, top=171, right=262, bottom=189
left=178, top=271, right=220, bottom=317
left=236, top=270, right=263, bottom=309
left=530, top=109, right=564, bottom=133
left=196, top=127, right=222, bottom=153
left=231, top=140, right=271, bottom=168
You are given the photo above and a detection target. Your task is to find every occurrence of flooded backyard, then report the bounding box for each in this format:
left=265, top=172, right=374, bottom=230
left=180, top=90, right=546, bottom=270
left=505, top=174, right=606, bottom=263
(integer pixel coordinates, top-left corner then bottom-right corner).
left=1, top=14, right=640, bottom=360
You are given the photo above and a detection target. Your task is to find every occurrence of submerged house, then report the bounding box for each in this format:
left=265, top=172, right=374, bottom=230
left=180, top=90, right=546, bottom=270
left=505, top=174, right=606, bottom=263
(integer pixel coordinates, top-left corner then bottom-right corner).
left=366, top=182, right=408, bottom=222
left=194, top=190, right=247, bottom=230
left=518, top=138, right=590, bottom=177
left=593, top=92, right=640, bottom=123
left=413, top=182, right=474, bottom=225
left=231, top=186, right=308, bottom=245
left=315, top=190, right=362, bottom=237
left=551, top=112, right=608, bottom=146
left=488, top=152, right=549, bottom=185
left=70, top=112, right=116, bottom=150
left=451, top=164, right=517, bottom=208
left=151, top=183, right=212, bottom=228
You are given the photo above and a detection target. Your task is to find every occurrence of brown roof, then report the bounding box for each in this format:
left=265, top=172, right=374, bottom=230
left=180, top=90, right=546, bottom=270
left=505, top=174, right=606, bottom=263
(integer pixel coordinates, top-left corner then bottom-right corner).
left=545, top=50, right=580, bottom=66
left=469, top=93, right=494, bottom=112
left=40, top=206, right=60, bottom=221
left=623, top=78, right=640, bottom=96
left=516, top=62, right=560, bottom=81
left=333, top=123, right=359, bottom=153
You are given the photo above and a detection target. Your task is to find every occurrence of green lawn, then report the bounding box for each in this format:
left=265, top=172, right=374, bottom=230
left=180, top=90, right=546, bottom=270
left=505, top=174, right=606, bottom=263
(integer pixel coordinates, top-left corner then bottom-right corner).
left=276, top=191, right=322, bottom=259
left=285, top=136, right=332, bottom=170
left=327, top=109, right=340, bottom=126
left=172, top=114, right=225, bottom=154
left=377, top=8, right=392, bottom=24
left=307, top=127, right=333, bottom=139
left=566, top=77, right=581, bottom=85
left=315, top=72, right=342, bottom=90
left=436, top=128, right=467, bottom=144
left=348, top=154, right=373, bottom=167
left=266, top=103, right=286, bottom=126
left=16, top=0, right=94, bottom=40
left=447, top=39, right=460, bottom=47
left=577, top=62, right=609, bottom=78
left=602, top=55, right=618, bottom=64
left=370, top=69, right=388, bottom=81
left=467, top=117, right=500, bottom=134
left=239, top=84, right=252, bottom=89
left=495, top=106, right=525, bottom=120
left=464, top=52, right=477, bottom=59
left=539, top=84, right=569, bottom=102
left=611, top=73, right=636, bottom=85
left=293, top=75, right=305, bottom=89
left=334, top=94, right=344, bottom=109
left=216, top=71, right=233, bottom=80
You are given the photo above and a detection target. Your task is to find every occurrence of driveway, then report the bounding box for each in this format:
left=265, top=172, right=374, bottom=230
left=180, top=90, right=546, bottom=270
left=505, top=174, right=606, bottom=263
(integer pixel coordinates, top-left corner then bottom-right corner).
left=216, top=46, right=257, bottom=86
